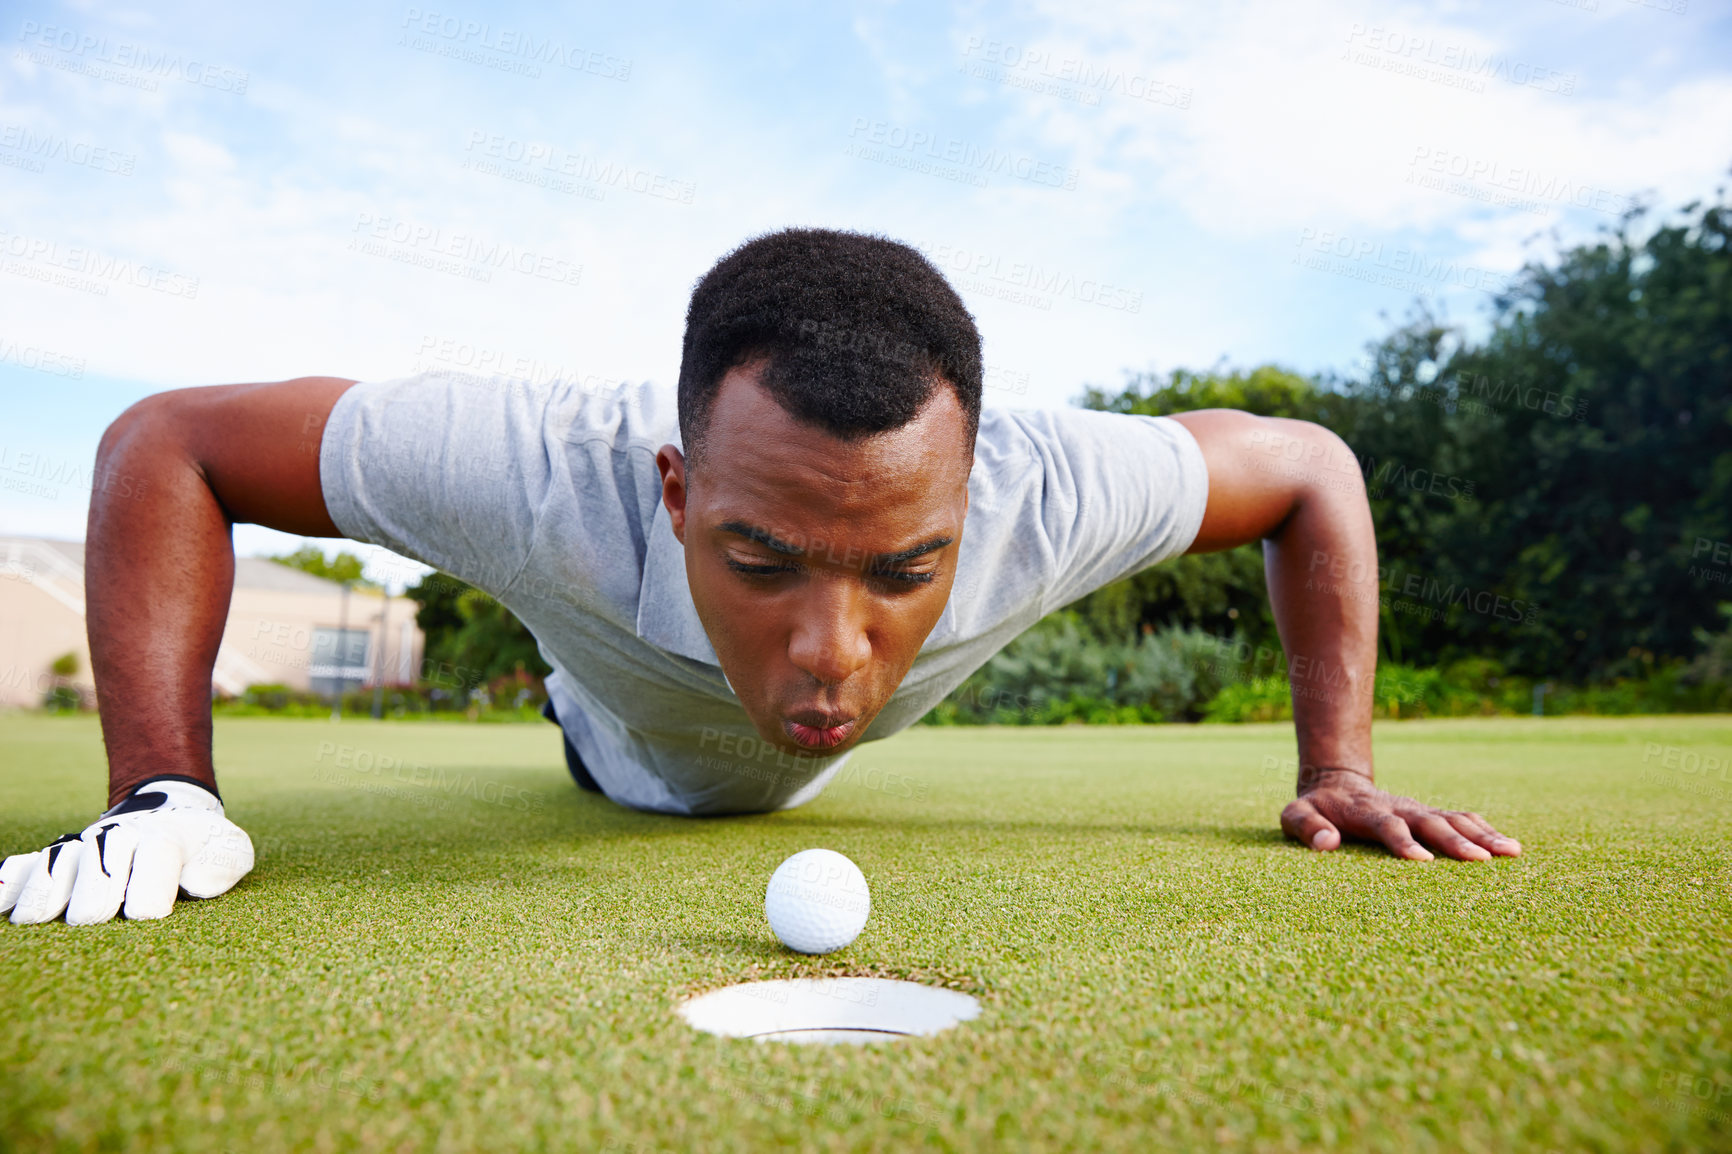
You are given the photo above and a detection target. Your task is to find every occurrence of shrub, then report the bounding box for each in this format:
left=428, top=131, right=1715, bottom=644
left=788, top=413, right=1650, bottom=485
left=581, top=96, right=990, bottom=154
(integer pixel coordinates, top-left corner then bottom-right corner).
left=39, top=651, right=88, bottom=712
left=212, top=677, right=547, bottom=721
left=41, top=685, right=86, bottom=712
left=925, top=614, right=1238, bottom=725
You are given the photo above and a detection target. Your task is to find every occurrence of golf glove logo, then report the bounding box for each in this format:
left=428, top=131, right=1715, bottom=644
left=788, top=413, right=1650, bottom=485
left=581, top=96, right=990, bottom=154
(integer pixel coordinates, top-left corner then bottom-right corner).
left=0, top=777, right=253, bottom=925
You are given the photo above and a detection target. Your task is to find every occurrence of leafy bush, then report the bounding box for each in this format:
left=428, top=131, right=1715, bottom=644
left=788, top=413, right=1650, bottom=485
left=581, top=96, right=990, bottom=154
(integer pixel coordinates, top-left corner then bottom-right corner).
left=1198, top=676, right=1295, bottom=724
left=213, top=674, right=547, bottom=722
left=39, top=651, right=88, bottom=712
left=1199, top=657, right=1725, bottom=723
left=923, top=613, right=1240, bottom=725
left=1543, top=665, right=1724, bottom=716
left=1679, top=603, right=1732, bottom=712
left=41, top=685, right=86, bottom=712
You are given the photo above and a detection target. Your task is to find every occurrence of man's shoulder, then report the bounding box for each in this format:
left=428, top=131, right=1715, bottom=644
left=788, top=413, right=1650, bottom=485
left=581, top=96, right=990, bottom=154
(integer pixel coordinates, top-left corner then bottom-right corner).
left=326, top=368, right=676, bottom=582
left=359, top=368, right=679, bottom=453
left=544, top=374, right=681, bottom=456
left=949, top=401, right=1207, bottom=615
left=967, top=403, right=1185, bottom=500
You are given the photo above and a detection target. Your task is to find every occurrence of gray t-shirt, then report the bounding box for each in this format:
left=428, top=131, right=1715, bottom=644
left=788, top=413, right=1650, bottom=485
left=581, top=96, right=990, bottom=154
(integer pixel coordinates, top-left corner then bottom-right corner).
left=320, top=371, right=1209, bottom=815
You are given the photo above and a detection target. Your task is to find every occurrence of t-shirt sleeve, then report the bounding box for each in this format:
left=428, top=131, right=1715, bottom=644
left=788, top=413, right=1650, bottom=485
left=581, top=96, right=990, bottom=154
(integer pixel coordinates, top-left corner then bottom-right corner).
left=1014, top=407, right=1210, bottom=614
left=318, top=372, right=555, bottom=596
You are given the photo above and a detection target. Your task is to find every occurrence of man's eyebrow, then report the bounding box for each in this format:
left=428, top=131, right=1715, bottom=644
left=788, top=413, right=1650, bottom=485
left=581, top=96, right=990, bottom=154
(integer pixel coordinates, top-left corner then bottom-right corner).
left=715, top=521, right=954, bottom=565
left=870, top=536, right=954, bottom=566
left=716, top=521, right=803, bottom=556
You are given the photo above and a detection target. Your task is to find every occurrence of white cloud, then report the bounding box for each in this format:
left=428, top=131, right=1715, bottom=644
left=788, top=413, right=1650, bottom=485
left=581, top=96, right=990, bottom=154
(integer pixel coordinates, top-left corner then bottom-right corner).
left=998, top=0, right=1732, bottom=244
left=2, top=0, right=1726, bottom=429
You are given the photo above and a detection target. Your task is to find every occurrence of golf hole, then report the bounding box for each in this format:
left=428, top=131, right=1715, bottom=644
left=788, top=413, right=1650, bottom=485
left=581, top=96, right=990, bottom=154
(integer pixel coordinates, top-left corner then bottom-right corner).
left=679, top=978, right=980, bottom=1046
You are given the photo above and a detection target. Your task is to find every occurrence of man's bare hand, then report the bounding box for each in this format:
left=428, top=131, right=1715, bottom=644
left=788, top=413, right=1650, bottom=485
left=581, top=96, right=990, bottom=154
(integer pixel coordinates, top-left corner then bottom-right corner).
left=1280, top=769, right=1522, bottom=862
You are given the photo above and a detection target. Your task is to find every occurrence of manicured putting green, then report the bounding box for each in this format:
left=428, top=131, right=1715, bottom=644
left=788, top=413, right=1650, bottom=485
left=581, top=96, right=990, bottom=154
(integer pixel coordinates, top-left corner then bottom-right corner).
left=2, top=713, right=1729, bottom=1151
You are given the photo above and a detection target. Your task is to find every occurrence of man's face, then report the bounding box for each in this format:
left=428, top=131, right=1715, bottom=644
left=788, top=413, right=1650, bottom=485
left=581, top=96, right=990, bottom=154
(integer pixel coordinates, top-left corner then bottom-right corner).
left=656, top=361, right=971, bottom=759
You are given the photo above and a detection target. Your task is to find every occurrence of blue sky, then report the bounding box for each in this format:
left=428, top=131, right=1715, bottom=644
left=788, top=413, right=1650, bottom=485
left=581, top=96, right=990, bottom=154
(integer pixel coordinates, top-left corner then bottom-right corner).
left=3, top=0, right=1729, bottom=583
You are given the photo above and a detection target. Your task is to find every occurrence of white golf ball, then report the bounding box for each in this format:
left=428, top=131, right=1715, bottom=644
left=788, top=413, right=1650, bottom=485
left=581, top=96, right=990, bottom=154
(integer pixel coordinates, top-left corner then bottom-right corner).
left=765, top=849, right=871, bottom=954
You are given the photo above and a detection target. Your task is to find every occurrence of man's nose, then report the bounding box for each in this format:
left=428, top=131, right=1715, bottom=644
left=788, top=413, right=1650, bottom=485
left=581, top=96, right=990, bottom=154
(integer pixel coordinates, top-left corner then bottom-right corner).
left=786, top=575, right=872, bottom=686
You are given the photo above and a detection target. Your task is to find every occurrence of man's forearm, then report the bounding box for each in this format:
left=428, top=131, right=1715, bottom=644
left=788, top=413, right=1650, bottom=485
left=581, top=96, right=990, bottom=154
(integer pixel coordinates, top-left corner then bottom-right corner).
left=86, top=396, right=236, bottom=805
left=1260, top=452, right=1379, bottom=788
left=1173, top=409, right=1517, bottom=860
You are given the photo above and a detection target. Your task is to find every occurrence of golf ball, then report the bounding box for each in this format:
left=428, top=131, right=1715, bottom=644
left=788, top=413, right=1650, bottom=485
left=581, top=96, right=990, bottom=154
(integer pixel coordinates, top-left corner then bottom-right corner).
left=765, top=849, right=871, bottom=954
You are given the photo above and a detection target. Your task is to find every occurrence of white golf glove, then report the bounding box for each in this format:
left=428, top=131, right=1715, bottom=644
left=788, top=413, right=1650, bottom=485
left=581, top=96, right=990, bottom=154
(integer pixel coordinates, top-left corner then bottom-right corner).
left=0, top=777, right=253, bottom=925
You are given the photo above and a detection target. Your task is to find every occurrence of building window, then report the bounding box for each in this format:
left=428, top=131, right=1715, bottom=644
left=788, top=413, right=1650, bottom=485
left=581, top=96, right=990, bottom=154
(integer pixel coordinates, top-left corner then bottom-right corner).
left=309, top=628, right=370, bottom=698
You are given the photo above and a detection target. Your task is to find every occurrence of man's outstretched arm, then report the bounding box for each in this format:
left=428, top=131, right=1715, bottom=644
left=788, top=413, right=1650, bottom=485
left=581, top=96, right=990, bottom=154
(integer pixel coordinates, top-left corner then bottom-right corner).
left=0, top=377, right=356, bottom=925
left=88, top=377, right=357, bottom=804
left=1170, top=410, right=1521, bottom=862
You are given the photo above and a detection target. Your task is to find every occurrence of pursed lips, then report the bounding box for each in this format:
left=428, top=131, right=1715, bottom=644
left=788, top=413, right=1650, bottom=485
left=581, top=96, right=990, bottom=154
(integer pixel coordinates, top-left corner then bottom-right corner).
left=783, top=710, right=857, bottom=750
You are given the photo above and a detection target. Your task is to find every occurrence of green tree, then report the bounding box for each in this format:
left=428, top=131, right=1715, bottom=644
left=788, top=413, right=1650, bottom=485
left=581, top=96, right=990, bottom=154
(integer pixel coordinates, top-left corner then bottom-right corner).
left=1074, top=186, right=1732, bottom=684
left=1440, top=195, right=1729, bottom=678
left=1079, top=363, right=1338, bottom=423
left=268, top=545, right=378, bottom=589
left=1326, top=192, right=1732, bottom=679
left=405, top=572, right=550, bottom=688
left=42, top=650, right=83, bottom=712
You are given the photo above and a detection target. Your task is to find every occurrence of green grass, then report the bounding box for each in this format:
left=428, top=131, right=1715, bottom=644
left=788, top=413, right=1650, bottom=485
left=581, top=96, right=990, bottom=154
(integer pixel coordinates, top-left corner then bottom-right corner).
left=2, top=713, right=1729, bottom=1152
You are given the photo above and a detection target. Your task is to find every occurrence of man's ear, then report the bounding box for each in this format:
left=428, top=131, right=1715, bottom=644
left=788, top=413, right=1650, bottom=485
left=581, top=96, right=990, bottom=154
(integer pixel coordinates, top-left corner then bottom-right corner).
left=655, top=445, right=689, bottom=544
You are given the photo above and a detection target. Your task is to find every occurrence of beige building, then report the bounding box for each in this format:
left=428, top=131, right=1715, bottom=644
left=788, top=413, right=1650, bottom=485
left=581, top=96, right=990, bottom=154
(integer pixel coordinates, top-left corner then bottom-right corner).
left=0, top=536, right=424, bottom=709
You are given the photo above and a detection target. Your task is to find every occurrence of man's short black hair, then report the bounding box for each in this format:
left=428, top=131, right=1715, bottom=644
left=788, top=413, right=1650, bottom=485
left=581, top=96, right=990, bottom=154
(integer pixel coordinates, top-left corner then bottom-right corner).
left=677, top=227, right=983, bottom=468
